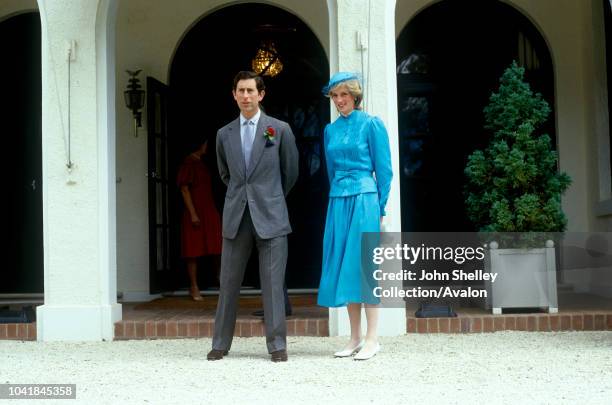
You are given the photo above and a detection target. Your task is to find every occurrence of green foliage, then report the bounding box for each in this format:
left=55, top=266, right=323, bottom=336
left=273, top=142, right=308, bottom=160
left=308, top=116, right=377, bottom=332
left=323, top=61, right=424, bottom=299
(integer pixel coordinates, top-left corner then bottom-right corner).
left=464, top=61, right=571, bottom=245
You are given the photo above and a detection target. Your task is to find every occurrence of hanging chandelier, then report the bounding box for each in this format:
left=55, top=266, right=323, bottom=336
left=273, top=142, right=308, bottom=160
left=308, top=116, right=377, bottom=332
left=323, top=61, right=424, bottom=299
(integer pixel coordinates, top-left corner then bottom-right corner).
left=251, top=40, right=283, bottom=77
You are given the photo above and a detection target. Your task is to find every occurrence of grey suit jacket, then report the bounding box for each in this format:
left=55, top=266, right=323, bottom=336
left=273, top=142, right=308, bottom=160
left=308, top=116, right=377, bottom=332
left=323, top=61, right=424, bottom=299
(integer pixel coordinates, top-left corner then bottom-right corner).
left=216, top=112, right=299, bottom=239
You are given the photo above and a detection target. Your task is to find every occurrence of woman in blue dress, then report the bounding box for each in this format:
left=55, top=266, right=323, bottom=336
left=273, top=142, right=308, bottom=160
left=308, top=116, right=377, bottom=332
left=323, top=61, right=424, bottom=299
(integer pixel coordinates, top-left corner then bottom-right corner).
left=318, top=72, right=392, bottom=360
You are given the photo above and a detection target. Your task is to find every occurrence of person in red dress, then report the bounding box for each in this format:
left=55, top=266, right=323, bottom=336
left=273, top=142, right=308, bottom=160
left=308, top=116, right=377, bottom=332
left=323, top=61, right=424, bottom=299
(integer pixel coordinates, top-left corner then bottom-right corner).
left=177, top=139, right=222, bottom=300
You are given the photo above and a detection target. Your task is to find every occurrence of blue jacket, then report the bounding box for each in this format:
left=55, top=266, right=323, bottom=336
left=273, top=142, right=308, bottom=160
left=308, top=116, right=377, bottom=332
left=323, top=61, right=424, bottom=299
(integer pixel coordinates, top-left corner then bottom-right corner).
left=324, top=109, right=393, bottom=215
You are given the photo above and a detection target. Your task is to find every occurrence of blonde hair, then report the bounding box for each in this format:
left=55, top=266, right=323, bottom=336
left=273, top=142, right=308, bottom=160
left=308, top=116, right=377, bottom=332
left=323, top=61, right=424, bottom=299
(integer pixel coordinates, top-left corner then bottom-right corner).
left=328, top=79, right=363, bottom=109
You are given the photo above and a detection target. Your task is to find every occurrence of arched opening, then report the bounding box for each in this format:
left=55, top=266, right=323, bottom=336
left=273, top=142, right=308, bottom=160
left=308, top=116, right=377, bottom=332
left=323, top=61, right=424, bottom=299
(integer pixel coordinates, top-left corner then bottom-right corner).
left=396, top=0, right=555, bottom=231
left=166, top=3, right=330, bottom=292
left=0, top=12, right=43, bottom=295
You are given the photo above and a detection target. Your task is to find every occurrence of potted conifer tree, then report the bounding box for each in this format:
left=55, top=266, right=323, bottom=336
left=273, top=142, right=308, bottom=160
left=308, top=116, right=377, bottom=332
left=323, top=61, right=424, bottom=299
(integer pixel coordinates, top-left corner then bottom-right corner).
left=464, top=61, right=571, bottom=314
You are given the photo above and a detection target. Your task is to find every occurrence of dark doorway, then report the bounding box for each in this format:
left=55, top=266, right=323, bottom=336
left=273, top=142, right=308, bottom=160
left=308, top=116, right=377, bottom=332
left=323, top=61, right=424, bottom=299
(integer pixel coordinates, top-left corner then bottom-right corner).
left=603, top=0, right=612, bottom=185
left=167, top=4, right=329, bottom=291
left=396, top=0, right=555, bottom=231
left=146, top=77, right=172, bottom=294
left=1, top=12, right=43, bottom=294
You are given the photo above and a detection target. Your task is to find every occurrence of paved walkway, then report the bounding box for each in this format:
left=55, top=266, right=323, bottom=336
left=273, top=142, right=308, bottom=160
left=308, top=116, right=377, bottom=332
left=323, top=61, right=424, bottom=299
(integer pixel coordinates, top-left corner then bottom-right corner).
left=1, top=332, right=611, bottom=404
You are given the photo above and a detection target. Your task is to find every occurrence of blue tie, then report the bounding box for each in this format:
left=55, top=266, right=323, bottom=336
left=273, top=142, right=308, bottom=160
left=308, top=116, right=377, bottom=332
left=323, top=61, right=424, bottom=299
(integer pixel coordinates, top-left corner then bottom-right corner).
left=243, top=120, right=255, bottom=169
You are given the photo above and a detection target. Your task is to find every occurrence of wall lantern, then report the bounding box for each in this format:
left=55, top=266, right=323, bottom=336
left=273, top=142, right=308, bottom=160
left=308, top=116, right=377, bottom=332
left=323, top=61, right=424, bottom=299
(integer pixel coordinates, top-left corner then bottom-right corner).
left=251, top=40, right=283, bottom=77
left=124, top=69, right=145, bottom=137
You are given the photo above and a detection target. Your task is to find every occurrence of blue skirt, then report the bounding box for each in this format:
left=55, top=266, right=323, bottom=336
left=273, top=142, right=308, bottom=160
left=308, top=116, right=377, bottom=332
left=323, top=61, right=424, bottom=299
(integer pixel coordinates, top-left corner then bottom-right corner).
left=317, top=192, right=381, bottom=307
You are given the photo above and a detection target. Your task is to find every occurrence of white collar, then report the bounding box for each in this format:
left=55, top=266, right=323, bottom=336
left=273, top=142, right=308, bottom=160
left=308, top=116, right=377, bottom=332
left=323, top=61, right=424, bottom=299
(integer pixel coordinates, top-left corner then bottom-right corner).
left=240, top=109, right=261, bottom=126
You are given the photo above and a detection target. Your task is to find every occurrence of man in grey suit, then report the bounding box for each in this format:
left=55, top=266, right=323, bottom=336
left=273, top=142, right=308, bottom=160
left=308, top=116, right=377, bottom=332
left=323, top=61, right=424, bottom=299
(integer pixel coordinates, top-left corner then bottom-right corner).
left=207, top=71, right=298, bottom=362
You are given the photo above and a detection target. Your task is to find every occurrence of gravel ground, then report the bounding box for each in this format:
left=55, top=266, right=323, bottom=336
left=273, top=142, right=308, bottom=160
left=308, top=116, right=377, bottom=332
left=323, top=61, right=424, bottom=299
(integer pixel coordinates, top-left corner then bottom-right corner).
left=1, top=332, right=611, bottom=405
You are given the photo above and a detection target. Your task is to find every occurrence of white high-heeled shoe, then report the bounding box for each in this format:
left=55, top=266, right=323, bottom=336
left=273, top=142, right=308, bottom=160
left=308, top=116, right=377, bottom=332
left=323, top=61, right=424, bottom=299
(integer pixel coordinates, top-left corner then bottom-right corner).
left=353, top=342, right=380, bottom=361
left=333, top=340, right=364, bottom=357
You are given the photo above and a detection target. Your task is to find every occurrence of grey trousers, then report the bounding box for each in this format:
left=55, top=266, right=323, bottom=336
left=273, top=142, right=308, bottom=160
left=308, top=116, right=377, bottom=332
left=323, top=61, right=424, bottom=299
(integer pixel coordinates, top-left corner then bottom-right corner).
left=212, top=208, right=288, bottom=353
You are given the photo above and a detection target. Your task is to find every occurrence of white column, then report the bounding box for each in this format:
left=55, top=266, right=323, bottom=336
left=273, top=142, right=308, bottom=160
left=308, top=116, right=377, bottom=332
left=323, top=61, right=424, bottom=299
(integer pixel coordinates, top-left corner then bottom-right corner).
left=36, top=0, right=120, bottom=341
left=327, top=0, right=405, bottom=336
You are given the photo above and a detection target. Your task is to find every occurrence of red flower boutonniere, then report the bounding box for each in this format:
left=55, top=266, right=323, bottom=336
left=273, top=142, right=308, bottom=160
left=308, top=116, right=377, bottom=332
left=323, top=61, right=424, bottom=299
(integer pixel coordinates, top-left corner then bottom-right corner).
left=264, top=126, right=276, bottom=147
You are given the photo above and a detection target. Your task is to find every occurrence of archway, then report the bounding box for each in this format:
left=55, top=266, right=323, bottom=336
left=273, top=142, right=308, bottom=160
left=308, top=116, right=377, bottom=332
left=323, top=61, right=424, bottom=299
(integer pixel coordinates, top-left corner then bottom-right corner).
left=396, top=0, right=555, bottom=231
left=168, top=3, right=330, bottom=290
left=0, top=12, right=42, bottom=295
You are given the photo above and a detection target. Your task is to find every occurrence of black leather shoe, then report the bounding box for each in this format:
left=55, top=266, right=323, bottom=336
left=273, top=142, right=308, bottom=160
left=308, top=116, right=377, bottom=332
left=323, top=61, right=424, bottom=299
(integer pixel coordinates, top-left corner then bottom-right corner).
left=270, top=349, right=288, bottom=362
left=207, top=349, right=228, bottom=361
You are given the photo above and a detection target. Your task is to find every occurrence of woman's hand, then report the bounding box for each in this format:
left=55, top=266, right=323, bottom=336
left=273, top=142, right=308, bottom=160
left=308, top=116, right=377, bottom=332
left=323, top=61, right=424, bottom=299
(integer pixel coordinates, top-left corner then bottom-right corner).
left=191, top=213, right=201, bottom=227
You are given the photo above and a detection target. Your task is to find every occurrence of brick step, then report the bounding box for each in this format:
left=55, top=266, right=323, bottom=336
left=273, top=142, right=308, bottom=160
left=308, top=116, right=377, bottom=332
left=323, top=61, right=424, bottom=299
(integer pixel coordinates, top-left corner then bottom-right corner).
left=3, top=314, right=612, bottom=341
left=0, top=322, right=37, bottom=340
left=114, top=317, right=329, bottom=340
left=407, top=313, right=612, bottom=333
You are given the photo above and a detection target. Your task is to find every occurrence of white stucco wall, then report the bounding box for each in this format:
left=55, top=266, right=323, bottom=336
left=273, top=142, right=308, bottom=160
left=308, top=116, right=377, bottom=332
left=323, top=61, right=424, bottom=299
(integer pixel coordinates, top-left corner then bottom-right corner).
left=114, top=0, right=329, bottom=299
left=38, top=0, right=100, bottom=305
left=395, top=0, right=609, bottom=233
left=36, top=0, right=121, bottom=341
left=326, top=0, right=405, bottom=336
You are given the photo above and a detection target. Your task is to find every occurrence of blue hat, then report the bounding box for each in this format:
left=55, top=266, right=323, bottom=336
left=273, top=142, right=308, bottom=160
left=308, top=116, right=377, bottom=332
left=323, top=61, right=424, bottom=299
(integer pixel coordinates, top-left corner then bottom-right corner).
left=322, top=72, right=362, bottom=95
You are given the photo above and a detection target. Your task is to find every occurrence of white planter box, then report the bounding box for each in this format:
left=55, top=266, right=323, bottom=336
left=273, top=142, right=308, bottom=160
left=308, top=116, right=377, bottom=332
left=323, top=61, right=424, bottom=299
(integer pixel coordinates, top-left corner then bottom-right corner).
left=484, top=240, right=558, bottom=314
